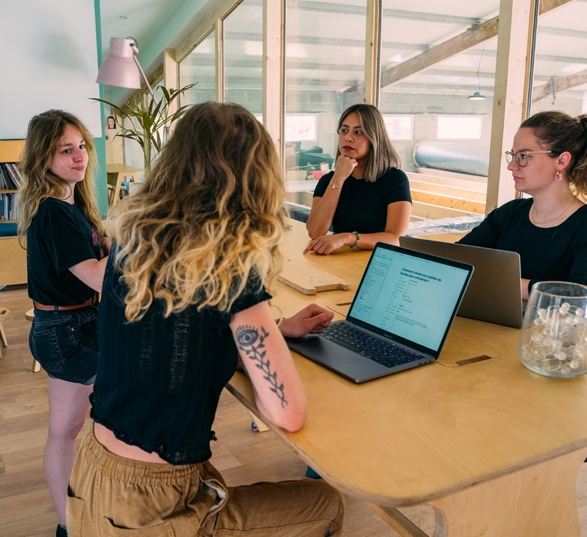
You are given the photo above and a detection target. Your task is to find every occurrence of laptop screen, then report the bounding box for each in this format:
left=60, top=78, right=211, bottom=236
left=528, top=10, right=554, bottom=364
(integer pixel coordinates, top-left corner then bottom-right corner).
left=348, top=244, right=472, bottom=353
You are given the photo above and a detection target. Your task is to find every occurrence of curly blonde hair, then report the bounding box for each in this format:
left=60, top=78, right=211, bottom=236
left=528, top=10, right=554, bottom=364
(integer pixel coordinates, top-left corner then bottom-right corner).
left=17, top=110, right=103, bottom=246
left=109, top=102, right=287, bottom=321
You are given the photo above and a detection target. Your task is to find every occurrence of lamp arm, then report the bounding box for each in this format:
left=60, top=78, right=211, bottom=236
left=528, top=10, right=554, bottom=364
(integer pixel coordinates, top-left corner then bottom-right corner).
left=132, top=54, right=158, bottom=106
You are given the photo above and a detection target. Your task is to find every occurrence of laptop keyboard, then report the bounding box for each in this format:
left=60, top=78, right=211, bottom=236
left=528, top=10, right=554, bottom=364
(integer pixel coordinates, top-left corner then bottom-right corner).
left=321, top=323, right=423, bottom=368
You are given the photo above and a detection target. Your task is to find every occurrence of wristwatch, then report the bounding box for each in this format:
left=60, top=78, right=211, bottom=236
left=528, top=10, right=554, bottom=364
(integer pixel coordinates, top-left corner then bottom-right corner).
left=350, top=231, right=360, bottom=249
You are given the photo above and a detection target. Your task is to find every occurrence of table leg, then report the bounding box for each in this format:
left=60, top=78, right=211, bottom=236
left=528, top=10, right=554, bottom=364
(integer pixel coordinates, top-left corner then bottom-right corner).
left=427, top=448, right=587, bottom=537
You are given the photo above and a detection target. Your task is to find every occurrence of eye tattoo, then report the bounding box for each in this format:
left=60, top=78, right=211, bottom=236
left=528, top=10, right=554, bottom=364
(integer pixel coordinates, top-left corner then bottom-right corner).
left=235, top=325, right=288, bottom=407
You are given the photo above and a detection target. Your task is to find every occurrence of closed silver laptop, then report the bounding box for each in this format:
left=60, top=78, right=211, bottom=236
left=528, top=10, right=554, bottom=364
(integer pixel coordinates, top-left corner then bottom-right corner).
left=400, top=236, right=523, bottom=328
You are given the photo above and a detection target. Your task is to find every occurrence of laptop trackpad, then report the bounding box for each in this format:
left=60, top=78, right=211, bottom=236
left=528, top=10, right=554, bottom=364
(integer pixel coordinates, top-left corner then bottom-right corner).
left=286, top=335, right=390, bottom=382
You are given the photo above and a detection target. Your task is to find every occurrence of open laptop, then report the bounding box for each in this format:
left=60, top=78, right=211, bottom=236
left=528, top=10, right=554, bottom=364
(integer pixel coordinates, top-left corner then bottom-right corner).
left=399, top=237, right=523, bottom=328
left=286, top=242, right=473, bottom=383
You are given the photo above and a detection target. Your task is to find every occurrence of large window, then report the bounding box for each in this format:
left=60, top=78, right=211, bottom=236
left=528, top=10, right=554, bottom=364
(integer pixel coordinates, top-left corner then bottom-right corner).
left=224, top=1, right=263, bottom=113
left=166, top=0, right=555, bottom=210
left=284, top=0, right=367, bottom=205
left=179, top=30, right=217, bottom=105
left=529, top=1, right=587, bottom=117
left=379, top=1, right=499, bottom=173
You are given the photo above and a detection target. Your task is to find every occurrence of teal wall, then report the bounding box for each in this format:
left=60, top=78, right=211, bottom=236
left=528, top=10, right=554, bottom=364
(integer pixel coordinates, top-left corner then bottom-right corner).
left=94, top=0, right=108, bottom=216
left=107, top=0, right=211, bottom=105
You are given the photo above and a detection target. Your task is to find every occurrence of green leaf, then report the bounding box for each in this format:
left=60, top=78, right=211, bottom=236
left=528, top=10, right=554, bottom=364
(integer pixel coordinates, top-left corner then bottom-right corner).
left=89, top=82, right=197, bottom=173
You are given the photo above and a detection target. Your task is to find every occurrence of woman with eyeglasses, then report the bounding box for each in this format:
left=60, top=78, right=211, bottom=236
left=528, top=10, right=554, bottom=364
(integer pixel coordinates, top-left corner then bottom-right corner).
left=458, top=110, right=587, bottom=300
left=304, top=104, right=412, bottom=255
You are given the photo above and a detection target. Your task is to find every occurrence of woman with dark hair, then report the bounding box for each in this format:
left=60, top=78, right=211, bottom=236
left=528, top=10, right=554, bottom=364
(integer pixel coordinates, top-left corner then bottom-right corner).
left=304, top=104, right=412, bottom=255
left=18, top=109, right=109, bottom=537
left=459, top=110, right=587, bottom=300
left=66, top=102, right=344, bottom=536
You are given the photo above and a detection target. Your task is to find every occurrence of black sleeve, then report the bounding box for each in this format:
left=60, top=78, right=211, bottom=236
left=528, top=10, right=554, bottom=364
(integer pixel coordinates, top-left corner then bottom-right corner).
left=313, top=171, right=334, bottom=198
left=40, top=202, right=100, bottom=272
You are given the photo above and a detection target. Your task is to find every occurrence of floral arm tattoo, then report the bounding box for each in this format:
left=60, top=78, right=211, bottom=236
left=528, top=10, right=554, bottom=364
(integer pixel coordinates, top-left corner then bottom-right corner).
left=235, top=325, right=288, bottom=408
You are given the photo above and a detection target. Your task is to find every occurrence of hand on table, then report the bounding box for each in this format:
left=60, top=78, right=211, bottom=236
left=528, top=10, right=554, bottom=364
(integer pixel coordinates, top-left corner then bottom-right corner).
left=303, top=233, right=353, bottom=255
left=279, top=304, right=334, bottom=338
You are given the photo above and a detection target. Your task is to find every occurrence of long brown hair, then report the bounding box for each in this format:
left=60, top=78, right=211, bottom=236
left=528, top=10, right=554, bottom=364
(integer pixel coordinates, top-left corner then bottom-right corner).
left=18, top=109, right=103, bottom=246
left=335, top=104, right=401, bottom=182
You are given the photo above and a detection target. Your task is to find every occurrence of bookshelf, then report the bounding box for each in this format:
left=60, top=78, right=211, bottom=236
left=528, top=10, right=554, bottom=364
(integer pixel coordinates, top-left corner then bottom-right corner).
left=0, top=140, right=26, bottom=285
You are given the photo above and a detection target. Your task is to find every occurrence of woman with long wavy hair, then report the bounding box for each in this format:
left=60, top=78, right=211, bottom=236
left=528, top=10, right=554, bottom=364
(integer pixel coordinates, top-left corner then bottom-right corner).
left=18, top=109, right=109, bottom=537
left=66, top=102, right=344, bottom=536
left=305, top=103, right=412, bottom=255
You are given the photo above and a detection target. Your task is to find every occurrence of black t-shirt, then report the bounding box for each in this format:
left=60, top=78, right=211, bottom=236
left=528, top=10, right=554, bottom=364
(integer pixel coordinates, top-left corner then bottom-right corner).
left=27, top=198, right=102, bottom=305
left=458, top=198, right=587, bottom=289
left=313, top=167, right=412, bottom=233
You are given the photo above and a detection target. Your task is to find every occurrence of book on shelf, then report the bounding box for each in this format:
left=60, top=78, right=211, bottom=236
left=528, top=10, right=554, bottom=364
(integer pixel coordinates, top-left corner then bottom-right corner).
left=0, top=162, right=22, bottom=189
left=0, top=192, right=19, bottom=221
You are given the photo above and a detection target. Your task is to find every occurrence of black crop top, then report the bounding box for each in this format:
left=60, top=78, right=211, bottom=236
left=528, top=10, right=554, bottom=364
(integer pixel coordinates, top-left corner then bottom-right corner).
left=91, top=252, right=271, bottom=464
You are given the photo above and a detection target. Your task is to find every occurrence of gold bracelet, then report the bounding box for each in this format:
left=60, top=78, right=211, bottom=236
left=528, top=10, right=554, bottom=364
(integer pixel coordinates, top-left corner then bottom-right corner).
left=330, top=180, right=342, bottom=189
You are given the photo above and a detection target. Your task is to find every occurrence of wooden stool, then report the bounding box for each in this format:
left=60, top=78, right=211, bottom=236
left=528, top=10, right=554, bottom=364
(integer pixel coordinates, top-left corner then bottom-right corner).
left=25, top=308, right=41, bottom=373
left=0, top=306, right=9, bottom=358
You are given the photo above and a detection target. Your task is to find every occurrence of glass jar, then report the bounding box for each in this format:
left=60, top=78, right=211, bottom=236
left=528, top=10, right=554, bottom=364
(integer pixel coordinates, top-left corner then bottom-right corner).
left=519, top=281, right=587, bottom=378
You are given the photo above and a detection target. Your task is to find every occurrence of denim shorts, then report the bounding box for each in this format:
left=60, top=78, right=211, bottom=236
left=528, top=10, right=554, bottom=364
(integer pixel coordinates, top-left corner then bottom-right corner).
left=29, top=305, right=99, bottom=384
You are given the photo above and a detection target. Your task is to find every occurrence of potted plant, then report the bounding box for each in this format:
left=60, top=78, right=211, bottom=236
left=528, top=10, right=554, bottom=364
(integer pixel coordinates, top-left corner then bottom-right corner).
left=92, top=83, right=195, bottom=174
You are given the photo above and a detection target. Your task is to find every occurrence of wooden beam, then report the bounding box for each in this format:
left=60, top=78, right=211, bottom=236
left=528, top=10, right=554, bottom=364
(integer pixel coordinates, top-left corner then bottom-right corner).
left=216, top=18, right=225, bottom=103
left=363, top=0, right=381, bottom=105
left=532, top=69, right=587, bottom=102
left=263, top=0, right=285, bottom=160
left=380, top=18, right=498, bottom=89
left=346, top=0, right=576, bottom=93
left=486, top=0, right=535, bottom=213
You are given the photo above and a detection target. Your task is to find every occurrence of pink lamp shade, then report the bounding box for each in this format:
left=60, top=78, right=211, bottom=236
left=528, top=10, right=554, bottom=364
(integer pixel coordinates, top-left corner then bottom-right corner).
left=96, top=37, right=141, bottom=89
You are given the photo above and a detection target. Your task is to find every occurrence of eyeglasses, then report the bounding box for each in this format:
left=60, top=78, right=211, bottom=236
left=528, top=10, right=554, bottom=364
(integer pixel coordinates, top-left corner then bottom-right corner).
left=504, top=150, right=553, bottom=167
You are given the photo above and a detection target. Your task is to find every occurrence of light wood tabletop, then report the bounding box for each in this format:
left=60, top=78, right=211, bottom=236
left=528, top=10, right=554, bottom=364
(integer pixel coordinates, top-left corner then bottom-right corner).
left=227, top=219, right=587, bottom=537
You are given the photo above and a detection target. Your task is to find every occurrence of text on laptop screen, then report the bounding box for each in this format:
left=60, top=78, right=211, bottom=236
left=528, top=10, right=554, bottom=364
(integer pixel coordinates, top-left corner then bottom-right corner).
left=348, top=247, right=470, bottom=352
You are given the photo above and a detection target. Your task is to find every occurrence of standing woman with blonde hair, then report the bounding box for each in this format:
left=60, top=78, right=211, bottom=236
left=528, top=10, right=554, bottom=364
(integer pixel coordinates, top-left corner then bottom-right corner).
left=304, top=103, right=412, bottom=255
left=66, top=102, right=344, bottom=536
left=18, top=109, right=109, bottom=537
left=459, top=110, right=587, bottom=300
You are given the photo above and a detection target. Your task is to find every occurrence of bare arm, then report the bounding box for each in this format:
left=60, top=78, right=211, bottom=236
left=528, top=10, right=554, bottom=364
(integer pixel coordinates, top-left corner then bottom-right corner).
left=235, top=304, right=333, bottom=370
left=231, top=301, right=308, bottom=432
left=306, top=155, right=357, bottom=238
left=304, top=200, right=412, bottom=255
left=69, top=257, right=109, bottom=293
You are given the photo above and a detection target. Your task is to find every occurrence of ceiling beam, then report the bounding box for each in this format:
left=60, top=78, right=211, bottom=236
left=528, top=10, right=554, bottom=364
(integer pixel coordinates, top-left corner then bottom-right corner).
left=532, top=68, right=587, bottom=102
left=346, top=0, right=576, bottom=93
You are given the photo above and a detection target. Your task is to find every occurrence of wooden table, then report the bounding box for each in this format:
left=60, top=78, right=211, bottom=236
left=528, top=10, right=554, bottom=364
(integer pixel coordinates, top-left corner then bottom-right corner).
left=227, top=219, right=587, bottom=537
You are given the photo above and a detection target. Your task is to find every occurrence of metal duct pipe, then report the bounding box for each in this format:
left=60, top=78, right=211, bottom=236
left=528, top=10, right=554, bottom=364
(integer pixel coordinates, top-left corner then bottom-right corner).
left=413, top=141, right=489, bottom=177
